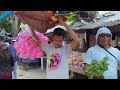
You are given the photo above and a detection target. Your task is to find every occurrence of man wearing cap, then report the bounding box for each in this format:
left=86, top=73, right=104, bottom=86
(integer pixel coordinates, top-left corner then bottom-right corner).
left=83, top=27, right=120, bottom=79
left=7, top=39, right=20, bottom=79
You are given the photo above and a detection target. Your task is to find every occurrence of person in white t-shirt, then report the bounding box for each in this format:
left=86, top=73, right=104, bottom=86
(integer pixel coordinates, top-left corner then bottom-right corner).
left=83, top=27, right=120, bottom=79
left=30, top=16, right=80, bottom=79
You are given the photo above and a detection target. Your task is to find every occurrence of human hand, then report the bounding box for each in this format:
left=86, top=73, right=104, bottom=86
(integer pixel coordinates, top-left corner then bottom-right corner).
left=57, top=16, right=67, bottom=26
left=48, top=20, right=59, bottom=29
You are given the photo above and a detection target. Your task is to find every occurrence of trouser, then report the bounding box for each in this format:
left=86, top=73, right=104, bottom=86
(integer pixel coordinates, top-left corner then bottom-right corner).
left=12, top=61, right=17, bottom=79
left=0, top=72, right=12, bottom=79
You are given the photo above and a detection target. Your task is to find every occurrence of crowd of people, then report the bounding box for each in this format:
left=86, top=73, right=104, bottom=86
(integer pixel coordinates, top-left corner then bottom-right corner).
left=0, top=16, right=120, bottom=79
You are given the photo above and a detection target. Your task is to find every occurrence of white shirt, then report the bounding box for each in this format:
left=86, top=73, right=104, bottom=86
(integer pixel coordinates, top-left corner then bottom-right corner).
left=42, top=42, right=72, bottom=79
left=84, top=45, right=120, bottom=79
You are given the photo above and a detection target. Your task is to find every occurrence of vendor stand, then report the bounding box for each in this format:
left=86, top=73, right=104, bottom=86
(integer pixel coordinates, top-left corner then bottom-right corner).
left=68, top=51, right=88, bottom=79
left=69, top=65, right=86, bottom=79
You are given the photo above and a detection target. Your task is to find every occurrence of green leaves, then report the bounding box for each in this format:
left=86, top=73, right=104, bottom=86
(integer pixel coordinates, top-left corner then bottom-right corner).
left=87, top=57, right=109, bottom=78
left=0, top=11, right=12, bottom=33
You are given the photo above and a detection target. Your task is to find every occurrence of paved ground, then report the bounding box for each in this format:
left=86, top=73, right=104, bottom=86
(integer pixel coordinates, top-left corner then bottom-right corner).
left=16, top=66, right=46, bottom=79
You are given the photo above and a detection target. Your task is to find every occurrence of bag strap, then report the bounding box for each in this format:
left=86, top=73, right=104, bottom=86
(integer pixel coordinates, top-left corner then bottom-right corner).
left=99, top=45, right=118, bottom=64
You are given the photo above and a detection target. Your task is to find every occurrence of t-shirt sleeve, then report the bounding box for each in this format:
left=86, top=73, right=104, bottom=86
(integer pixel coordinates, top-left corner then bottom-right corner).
left=64, top=43, right=72, bottom=58
left=83, top=48, right=93, bottom=64
left=41, top=42, right=50, bottom=53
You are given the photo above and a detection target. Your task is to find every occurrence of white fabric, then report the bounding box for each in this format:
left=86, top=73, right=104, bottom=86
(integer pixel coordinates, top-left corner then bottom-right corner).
left=95, top=27, right=112, bottom=44
left=41, top=42, right=72, bottom=79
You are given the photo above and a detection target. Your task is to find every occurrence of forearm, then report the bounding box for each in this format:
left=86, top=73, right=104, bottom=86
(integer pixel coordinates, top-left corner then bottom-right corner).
left=64, top=23, right=79, bottom=43
left=57, top=16, right=79, bottom=45
left=63, top=23, right=80, bottom=49
left=31, top=29, right=42, bottom=48
left=31, top=29, right=39, bottom=41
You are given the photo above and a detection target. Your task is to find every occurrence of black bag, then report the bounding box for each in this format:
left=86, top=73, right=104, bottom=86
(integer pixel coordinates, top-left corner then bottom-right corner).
left=99, top=45, right=120, bottom=79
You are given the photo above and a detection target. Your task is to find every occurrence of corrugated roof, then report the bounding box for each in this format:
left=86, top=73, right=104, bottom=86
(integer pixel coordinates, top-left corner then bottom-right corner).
left=72, top=11, right=120, bottom=30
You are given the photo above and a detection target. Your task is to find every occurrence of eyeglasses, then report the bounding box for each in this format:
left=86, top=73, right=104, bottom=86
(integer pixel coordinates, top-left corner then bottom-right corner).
left=99, top=34, right=111, bottom=38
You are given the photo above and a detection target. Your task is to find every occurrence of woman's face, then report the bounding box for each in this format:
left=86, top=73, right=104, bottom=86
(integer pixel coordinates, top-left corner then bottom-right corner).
left=98, top=33, right=111, bottom=46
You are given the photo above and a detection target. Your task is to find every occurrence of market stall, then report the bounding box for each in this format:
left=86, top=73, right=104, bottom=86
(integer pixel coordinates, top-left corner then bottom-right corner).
left=68, top=51, right=87, bottom=79
left=71, top=11, right=120, bottom=48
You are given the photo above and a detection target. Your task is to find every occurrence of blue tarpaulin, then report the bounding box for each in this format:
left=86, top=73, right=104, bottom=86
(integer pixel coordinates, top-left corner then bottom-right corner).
left=0, top=11, right=14, bottom=20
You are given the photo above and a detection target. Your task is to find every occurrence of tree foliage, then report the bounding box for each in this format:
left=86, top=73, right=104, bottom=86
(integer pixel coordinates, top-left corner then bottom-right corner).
left=0, top=11, right=12, bottom=33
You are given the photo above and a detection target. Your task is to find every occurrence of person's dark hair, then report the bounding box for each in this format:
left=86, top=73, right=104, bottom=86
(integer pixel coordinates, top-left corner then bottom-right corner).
left=3, top=39, right=12, bottom=44
left=8, top=40, right=12, bottom=44
left=3, top=39, right=9, bottom=42
left=53, top=28, right=66, bottom=39
left=0, top=41, right=14, bottom=66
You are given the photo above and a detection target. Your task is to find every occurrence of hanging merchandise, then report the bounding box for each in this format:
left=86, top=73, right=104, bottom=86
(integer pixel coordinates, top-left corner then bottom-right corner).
left=14, top=29, right=48, bottom=60
left=15, top=11, right=58, bottom=33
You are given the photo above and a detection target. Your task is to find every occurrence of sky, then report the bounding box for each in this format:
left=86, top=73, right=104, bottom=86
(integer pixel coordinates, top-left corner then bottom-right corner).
left=98, top=11, right=110, bottom=15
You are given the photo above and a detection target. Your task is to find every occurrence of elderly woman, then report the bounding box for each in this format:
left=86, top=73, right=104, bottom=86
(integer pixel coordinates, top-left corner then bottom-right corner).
left=0, top=41, right=14, bottom=79
left=84, top=27, right=120, bottom=79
